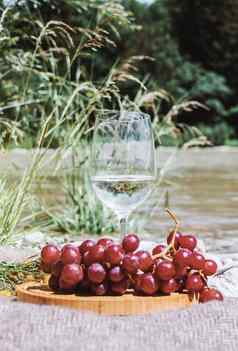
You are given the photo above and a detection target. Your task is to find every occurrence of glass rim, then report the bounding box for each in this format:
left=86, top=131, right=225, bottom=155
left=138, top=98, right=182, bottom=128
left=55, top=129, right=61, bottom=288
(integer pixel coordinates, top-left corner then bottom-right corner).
left=96, top=110, right=151, bottom=124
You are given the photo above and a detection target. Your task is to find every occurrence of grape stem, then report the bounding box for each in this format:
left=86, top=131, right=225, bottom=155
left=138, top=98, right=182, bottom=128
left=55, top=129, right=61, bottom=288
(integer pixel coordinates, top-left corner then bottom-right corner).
left=192, top=292, right=200, bottom=304
left=152, top=246, right=173, bottom=261
left=152, top=208, right=180, bottom=261
left=166, top=208, right=180, bottom=234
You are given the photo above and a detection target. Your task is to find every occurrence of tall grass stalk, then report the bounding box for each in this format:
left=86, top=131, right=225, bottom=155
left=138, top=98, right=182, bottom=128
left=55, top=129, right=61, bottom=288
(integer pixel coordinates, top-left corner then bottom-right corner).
left=0, top=112, right=67, bottom=244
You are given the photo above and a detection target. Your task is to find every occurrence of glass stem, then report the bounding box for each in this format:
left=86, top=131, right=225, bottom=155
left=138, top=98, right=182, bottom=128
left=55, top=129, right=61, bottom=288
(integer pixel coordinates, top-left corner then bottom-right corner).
left=119, top=217, right=127, bottom=236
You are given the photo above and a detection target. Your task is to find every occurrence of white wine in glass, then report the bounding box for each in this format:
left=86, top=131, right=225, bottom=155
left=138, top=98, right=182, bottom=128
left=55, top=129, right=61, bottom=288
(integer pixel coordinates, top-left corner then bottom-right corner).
left=90, top=111, right=157, bottom=235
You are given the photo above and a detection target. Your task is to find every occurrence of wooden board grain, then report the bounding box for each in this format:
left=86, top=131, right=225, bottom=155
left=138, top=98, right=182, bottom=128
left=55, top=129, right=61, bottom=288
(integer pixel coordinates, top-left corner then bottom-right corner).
left=16, top=282, right=194, bottom=315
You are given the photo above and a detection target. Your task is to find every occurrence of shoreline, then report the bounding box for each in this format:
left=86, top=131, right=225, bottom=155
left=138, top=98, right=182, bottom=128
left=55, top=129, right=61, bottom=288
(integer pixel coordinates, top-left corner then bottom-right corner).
left=0, top=146, right=237, bottom=175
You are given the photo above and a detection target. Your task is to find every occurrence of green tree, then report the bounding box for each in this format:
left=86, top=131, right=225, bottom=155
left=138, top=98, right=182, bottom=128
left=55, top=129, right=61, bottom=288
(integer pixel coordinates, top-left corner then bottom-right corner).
left=169, top=0, right=238, bottom=86
left=169, top=0, right=238, bottom=142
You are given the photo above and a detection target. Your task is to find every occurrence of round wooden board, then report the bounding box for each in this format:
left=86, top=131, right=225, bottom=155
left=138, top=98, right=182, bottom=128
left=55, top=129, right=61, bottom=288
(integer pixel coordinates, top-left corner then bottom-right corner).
left=16, top=282, right=194, bottom=315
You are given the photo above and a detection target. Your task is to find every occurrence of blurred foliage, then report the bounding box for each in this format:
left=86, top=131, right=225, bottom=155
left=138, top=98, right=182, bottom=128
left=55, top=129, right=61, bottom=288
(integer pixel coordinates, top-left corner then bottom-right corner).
left=199, top=122, right=235, bottom=147
left=169, top=0, right=238, bottom=87
left=1, top=0, right=237, bottom=146
left=168, top=0, right=238, bottom=144
left=0, top=0, right=138, bottom=146
left=78, top=0, right=237, bottom=145
left=118, top=0, right=238, bottom=145
left=0, top=0, right=206, bottom=149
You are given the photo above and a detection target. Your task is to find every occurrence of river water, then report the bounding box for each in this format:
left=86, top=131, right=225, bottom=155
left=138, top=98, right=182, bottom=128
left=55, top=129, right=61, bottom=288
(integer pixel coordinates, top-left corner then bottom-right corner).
left=143, top=147, right=238, bottom=254
left=0, top=147, right=237, bottom=254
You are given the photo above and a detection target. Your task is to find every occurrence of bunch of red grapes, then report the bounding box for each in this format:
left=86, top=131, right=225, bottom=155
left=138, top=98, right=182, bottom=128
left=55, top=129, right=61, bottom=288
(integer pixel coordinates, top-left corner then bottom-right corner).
left=41, top=231, right=223, bottom=303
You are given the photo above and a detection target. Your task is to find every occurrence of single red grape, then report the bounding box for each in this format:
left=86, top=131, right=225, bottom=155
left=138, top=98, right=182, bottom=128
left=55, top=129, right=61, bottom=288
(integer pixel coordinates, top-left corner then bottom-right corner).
left=122, top=254, right=139, bottom=274
left=132, top=272, right=144, bottom=292
left=84, top=244, right=105, bottom=265
left=175, top=264, right=188, bottom=279
left=160, top=278, right=179, bottom=294
left=190, top=252, right=205, bottom=270
left=178, top=235, right=197, bottom=251
left=108, top=266, right=125, bottom=282
left=199, top=288, right=223, bottom=303
left=79, top=240, right=95, bottom=254
left=136, top=250, right=153, bottom=272
left=87, top=263, right=106, bottom=284
left=83, top=250, right=92, bottom=266
left=174, top=248, right=192, bottom=267
left=97, top=238, right=114, bottom=248
left=140, top=273, right=159, bottom=295
left=59, top=278, right=75, bottom=291
left=105, top=244, right=124, bottom=265
left=153, top=258, right=164, bottom=268
left=167, top=231, right=182, bottom=249
left=203, top=259, right=217, bottom=276
left=152, top=244, right=166, bottom=256
left=185, top=273, right=204, bottom=292
left=91, top=282, right=108, bottom=296
left=52, top=260, right=64, bottom=277
left=61, top=246, right=81, bottom=265
left=155, top=260, right=176, bottom=280
left=62, top=244, right=80, bottom=257
left=122, top=234, right=140, bottom=253
left=48, top=274, right=59, bottom=291
left=41, top=245, right=61, bottom=265
left=111, top=278, right=129, bottom=295
left=60, top=263, right=84, bottom=286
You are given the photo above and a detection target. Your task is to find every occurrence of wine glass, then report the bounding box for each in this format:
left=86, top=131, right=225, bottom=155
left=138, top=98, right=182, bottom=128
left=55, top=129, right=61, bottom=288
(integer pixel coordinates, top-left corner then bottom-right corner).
left=90, top=111, right=157, bottom=236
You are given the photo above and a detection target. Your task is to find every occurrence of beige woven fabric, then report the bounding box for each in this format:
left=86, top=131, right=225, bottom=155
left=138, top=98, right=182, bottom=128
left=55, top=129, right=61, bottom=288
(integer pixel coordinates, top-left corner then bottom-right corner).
left=0, top=297, right=237, bottom=351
